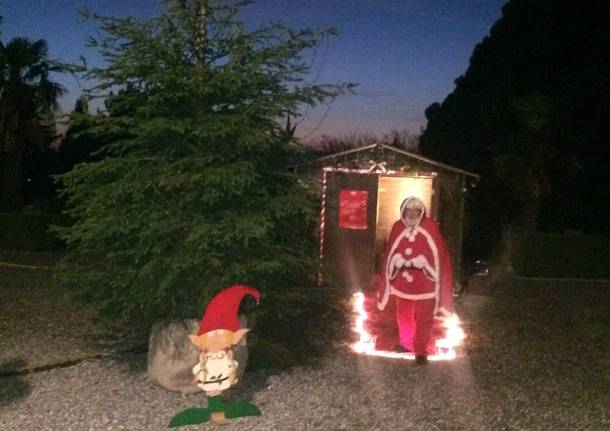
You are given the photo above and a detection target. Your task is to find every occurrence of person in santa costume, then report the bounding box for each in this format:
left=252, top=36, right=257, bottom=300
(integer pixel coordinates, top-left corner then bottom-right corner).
left=377, top=196, right=454, bottom=365
left=169, top=285, right=262, bottom=427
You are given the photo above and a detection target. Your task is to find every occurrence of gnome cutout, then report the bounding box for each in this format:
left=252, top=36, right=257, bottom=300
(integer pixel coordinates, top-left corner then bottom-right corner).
left=169, top=285, right=261, bottom=427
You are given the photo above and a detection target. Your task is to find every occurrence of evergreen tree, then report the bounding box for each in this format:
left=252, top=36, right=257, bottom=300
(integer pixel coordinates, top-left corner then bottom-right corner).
left=420, top=0, right=610, bottom=258
left=58, top=93, right=126, bottom=173
left=54, top=0, right=353, bottom=324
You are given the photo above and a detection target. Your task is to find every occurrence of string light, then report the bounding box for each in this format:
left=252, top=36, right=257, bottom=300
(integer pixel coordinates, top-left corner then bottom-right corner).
left=351, top=292, right=465, bottom=361
left=316, top=166, right=437, bottom=285
left=322, top=166, right=437, bottom=177
left=317, top=168, right=328, bottom=286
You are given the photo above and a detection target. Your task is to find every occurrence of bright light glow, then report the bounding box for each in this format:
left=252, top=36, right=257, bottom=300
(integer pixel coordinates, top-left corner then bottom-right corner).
left=375, top=176, right=435, bottom=255
left=351, top=292, right=465, bottom=361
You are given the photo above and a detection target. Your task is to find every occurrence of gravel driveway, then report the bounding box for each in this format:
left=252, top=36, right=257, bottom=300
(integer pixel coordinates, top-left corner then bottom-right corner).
left=1, top=267, right=609, bottom=430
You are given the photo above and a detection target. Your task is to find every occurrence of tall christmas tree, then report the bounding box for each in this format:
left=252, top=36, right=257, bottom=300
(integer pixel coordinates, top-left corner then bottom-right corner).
left=55, top=0, right=353, bottom=324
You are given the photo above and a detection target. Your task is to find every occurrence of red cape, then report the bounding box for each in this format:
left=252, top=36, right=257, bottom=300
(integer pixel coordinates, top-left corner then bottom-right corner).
left=377, top=217, right=454, bottom=314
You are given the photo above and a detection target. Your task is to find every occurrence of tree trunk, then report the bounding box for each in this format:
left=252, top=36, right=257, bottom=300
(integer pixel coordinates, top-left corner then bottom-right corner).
left=193, top=0, right=209, bottom=68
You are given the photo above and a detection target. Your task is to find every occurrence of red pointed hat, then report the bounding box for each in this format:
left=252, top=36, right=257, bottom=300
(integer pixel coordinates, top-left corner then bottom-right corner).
left=197, top=285, right=261, bottom=335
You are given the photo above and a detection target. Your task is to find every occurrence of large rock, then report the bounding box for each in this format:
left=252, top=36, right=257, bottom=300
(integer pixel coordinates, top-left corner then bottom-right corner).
left=147, top=317, right=249, bottom=394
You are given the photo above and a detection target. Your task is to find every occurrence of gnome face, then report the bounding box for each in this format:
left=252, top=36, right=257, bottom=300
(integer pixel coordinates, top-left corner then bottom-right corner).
left=189, top=328, right=249, bottom=353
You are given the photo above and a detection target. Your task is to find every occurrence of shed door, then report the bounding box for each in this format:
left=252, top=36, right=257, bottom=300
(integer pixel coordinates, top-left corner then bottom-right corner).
left=375, top=175, right=436, bottom=266
left=322, top=171, right=378, bottom=290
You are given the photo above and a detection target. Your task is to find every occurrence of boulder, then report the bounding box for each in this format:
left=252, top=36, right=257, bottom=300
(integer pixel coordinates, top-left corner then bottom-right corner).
left=147, top=317, right=249, bottom=394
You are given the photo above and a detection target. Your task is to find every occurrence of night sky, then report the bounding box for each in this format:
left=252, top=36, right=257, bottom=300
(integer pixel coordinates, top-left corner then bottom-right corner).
left=1, top=0, right=506, bottom=141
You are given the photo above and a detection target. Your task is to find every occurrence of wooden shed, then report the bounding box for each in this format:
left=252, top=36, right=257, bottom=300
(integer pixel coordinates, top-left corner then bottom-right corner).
left=293, top=143, right=479, bottom=291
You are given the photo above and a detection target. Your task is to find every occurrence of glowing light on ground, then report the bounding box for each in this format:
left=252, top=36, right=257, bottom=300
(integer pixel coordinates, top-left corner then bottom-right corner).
left=351, top=292, right=465, bottom=361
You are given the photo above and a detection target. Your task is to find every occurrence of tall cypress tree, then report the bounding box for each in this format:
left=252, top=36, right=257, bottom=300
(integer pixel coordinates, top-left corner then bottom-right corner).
left=420, top=0, right=610, bottom=257
left=55, top=0, right=353, bottom=324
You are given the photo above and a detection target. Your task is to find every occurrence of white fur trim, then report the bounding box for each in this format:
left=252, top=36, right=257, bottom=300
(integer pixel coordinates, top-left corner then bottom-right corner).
left=414, top=225, right=441, bottom=312
left=410, top=254, right=437, bottom=280
left=389, top=253, right=405, bottom=279
left=379, top=222, right=440, bottom=309
left=379, top=228, right=411, bottom=309
left=390, top=287, right=435, bottom=300
left=401, top=271, right=413, bottom=282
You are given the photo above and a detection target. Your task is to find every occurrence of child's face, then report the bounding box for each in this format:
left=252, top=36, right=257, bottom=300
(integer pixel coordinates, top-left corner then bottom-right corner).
left=404, top=208, right=422, bottom=226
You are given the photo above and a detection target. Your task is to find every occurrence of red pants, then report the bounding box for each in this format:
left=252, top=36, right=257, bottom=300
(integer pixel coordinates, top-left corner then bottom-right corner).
left=396, top=297, right=435, bottom=356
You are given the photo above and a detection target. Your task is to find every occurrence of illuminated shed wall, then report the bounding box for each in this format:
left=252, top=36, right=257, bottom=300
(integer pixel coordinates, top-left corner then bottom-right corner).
left=292, top=144, right=477, bottom=290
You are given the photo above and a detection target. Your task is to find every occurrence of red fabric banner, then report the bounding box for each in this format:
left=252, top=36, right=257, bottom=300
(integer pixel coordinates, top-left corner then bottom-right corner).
left=339, top=190, right=368, bottom=229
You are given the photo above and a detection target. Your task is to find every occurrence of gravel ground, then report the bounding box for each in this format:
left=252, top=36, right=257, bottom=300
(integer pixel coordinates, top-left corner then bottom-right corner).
left=1, top=268, right=609, bottom=430
left=0, top=265, right=144, bottom=374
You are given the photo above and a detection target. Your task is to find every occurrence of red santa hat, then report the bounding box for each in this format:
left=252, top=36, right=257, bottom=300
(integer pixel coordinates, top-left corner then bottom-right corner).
left=196, top=285, right=261, bottom=335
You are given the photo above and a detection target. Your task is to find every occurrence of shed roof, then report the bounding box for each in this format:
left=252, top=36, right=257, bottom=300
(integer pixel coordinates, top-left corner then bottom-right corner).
left=295, top=143, right=480, bottom=179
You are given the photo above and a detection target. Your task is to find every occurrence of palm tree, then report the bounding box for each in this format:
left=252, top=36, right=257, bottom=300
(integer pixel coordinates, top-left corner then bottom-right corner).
left=0, top=36, right=66, bottom=211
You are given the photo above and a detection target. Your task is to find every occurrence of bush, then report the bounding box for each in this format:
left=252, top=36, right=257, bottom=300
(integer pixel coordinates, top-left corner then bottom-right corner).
left=511, top=232, right=610, bottom=279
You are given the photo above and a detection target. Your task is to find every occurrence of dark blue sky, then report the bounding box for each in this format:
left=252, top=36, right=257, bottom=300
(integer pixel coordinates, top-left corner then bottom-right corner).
left=1, top=0, right=506, bottom=141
